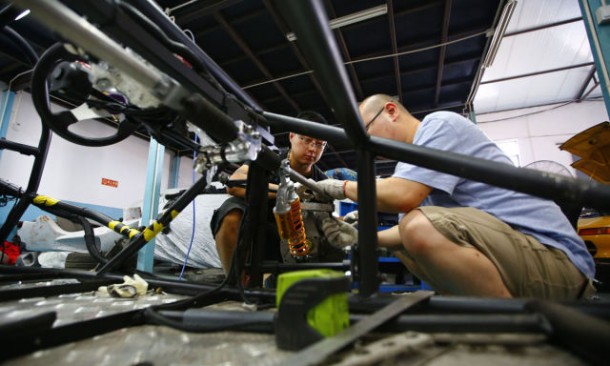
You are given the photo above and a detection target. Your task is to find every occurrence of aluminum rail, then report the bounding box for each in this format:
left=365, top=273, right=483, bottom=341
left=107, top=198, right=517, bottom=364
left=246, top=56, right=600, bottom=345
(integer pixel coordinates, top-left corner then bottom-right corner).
left=13, top=0, right=165, bottom=94
left=12, top=0, right=240, bottom=144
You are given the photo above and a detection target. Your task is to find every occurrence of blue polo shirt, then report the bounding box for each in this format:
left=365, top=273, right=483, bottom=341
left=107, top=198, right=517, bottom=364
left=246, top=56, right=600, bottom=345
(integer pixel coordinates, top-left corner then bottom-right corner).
left=392, top=111, right=595, bottom=278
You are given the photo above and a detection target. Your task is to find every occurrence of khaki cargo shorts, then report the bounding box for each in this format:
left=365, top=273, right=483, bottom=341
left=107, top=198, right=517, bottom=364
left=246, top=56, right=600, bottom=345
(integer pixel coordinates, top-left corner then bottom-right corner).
left=417, top=206, right=595, bottom=300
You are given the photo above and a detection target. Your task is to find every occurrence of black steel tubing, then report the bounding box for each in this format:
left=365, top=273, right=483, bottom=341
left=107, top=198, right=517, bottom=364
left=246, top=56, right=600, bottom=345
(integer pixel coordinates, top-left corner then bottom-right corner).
left=368, top=136, right=610, bottom=209
left=180, top=93, right=238, bottom=143
left=61, top=0, right=261, bottom=132
left=22, top=195, right=139, bottom=240
left=0, top=279, right=115, bottom=302
left=259, top=261, right=349, bottom=272
left=0, top=138, right=40, bottom=156
left=0, top=120, right=50, bottom=244
left=525, top=300, right=610, bottom=365
left=259, top=115, right=610, bottom=210
left=0, top=264, right=277, bottom=301
left=126, top=0, right=263, bottom=113
left=0, top=18, right=47, bottom=244
left=273, top=0, right=366, bottom=146
left=240, top=161, right=271, bottom=287
left=56, top=0, right=224, bottom=104
left=354, top=149, right=381, bottom=297
left=2, top=265, right=610, bottom=320
left=158, top=310, right=545, bottom=335
left=0, top=309, right=145, bottom=363
left=263, top=112, right=350, bottom=148
left=95, top=175, right=210, bottom=274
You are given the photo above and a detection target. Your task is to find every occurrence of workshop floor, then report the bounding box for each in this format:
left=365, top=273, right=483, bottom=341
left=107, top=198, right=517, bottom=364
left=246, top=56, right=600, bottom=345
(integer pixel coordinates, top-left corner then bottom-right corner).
left=0, top=274, right=604, bottom=365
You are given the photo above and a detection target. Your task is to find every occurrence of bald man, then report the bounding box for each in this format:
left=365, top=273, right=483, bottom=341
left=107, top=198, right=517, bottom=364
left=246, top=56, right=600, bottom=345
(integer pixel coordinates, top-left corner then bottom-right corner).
left=313, top=94, right=595, bottom=300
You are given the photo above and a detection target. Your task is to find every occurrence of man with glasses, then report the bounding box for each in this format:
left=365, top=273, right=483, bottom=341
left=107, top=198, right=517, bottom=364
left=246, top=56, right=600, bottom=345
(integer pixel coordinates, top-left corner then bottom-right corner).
left=211, top=111, right=333, bottom=275
left=311, top=94, right=595, bottom=300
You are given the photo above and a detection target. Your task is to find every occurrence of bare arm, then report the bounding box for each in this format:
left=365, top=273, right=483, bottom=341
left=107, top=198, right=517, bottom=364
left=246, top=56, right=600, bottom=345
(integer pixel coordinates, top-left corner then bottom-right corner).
left=377, top=225, right=403, bottom=249
left=343, top=177, right=432, bottom=213
left=226, top=164, right=279, bottom=199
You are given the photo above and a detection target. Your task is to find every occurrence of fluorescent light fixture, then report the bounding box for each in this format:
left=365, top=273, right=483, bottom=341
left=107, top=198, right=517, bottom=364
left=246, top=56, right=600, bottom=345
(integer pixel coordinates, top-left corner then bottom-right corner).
left=482, top=0, right=517, bottom=68
left=14, top=9, right=30, bottom=21
left=286, top=4, right=388, bottom=42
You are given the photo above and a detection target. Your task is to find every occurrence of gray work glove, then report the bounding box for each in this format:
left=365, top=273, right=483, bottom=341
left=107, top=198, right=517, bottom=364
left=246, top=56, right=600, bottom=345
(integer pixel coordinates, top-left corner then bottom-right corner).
left=314, top=179, right=347, bottom=201
left=322, top=217, right=358, bottom=248
left=294, top=182, right=315, bottom=201
left=343, top=210, right=358, bottom=225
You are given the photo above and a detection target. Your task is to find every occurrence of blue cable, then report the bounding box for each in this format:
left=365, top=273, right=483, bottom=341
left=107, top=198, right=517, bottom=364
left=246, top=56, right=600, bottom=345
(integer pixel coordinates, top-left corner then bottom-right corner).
left=178, top=136, right=199, bottom=280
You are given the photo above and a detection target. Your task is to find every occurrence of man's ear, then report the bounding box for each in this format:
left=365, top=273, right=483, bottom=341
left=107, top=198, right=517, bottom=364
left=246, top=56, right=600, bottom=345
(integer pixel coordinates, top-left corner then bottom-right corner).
left=288, top=132, right=295, bottom=141
left=386, top=102, right=399, bottom=122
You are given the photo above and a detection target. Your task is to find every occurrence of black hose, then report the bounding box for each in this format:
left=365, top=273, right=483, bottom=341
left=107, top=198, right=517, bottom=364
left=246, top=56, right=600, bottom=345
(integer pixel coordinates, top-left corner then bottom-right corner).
left=117, top=1, right=221, bottom=90
left=525, top=300, right=610, bottom=365
left=1, top=26, right=39, bottom=65
left=78, top=216, right=107, bottom=264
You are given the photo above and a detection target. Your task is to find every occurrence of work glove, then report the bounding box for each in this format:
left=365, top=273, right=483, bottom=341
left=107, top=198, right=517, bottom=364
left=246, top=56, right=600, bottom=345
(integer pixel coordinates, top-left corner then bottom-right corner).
left=321, top=217, right=358, bottom=248
left=313, top=179, right=347, bottom=201
left=294, top=182, right=315, bottom=201
left=343, top=210, right=358, bottom=225
left=97, top=274, right=149, bottom=298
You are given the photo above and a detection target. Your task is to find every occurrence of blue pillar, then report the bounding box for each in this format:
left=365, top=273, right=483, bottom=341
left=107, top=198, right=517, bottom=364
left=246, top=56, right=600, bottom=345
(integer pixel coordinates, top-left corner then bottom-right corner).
left=468, top=109, right=477, bottom=124
left=137, top=137, right=165, bottom=272
left=169, top=153, right=181, bottom=189
left=579, top=0, right=610, bottom=118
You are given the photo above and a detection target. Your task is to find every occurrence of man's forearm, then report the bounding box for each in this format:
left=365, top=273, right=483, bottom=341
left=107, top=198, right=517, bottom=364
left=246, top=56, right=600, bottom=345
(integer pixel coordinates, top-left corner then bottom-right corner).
left=227, top=184, right=278, bottom=199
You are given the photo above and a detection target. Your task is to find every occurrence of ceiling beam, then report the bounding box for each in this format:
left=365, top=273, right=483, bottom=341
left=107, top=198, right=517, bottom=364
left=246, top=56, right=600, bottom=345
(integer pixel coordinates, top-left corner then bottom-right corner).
left=394, top=0, right=444, bottom=18
left=261, top=0, right=331, bottom=113
left=576, top=65, right=597, bottom=102
left=434, top=0, right=452, bottom=107
left=213, top=11, right=301, bottom=113
left=344, top=26, right=489, bottom=67
left=505, top=17, right=583, bottom=37
left=325, top=1, right=364, bottom=101
left=481, top=62, right=595, bottom=84
left=171, top=0, right=245, bottom=25
left=388, top=0, right=403, bottom=103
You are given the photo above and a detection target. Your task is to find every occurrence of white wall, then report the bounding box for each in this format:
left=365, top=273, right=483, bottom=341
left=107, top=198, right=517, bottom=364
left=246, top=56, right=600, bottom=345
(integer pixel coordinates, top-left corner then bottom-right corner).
left=3, top=91, right=607, bottom=212
left=476, top=99, right=608, bottom=175
left=0, top=91, right=200, bottom=211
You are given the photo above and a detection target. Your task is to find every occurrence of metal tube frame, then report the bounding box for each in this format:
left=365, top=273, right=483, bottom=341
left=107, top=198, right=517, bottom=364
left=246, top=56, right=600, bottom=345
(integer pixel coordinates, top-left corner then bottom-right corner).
left=2, top=0, right=610, bottom=287
left=0, top=0, right=610, bottom=364
left=2, top=2, right=610, bottom=361
left=3, top=0, right=610, bottom=292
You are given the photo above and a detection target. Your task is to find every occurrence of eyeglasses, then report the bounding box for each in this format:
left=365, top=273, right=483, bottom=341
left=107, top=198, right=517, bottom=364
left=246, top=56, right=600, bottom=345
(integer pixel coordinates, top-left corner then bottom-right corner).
left=298, top=135, right=327, bottom=149
left=364, top=106, right=385, bottom=132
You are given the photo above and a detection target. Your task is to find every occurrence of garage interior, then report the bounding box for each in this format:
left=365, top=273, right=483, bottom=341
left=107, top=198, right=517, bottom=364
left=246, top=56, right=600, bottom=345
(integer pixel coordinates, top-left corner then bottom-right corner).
left=1, top=0, right=610, bottom=365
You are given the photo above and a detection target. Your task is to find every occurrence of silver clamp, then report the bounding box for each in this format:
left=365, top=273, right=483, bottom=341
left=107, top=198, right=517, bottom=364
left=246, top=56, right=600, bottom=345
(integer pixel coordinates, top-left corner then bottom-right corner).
left=194, top=120, right=261, bottom=173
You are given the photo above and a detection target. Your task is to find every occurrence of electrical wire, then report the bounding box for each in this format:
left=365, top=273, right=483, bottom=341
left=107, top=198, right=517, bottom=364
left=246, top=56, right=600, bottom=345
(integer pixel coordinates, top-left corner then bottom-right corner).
left=242, top=30, right=489, bottom=89
left=143, top=306, right=270, bottom=333
left=178, top=135, right=199, bottom=280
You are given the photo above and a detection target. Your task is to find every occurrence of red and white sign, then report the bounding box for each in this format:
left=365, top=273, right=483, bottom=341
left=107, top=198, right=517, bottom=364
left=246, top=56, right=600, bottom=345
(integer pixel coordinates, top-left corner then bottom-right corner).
left=101, top=178, right=119, bottom=188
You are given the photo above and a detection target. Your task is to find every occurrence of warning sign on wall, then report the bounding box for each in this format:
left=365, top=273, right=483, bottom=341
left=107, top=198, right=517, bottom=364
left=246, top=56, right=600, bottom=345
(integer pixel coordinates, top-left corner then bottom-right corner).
left=101, top=178, right=119, bottom=188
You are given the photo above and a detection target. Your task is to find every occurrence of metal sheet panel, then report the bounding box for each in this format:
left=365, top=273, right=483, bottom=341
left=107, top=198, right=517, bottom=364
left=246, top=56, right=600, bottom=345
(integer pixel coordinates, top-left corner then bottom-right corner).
left=474, top=0, right=601, bottom=113
left=476, top=68, right=600, bottom=113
